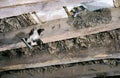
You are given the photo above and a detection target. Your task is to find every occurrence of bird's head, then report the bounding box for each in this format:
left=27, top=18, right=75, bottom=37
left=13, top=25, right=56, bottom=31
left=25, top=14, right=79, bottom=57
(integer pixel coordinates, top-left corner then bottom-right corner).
left=37, top=28, right=44, bottom=35
left=78, top=6, right=86, bottom=11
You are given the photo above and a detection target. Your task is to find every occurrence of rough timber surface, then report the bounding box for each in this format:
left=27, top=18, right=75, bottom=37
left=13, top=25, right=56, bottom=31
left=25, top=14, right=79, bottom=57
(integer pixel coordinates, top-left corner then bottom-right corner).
left=0, top=8, right=120, bottom=52
left=0, top=46, right=120, bottom=72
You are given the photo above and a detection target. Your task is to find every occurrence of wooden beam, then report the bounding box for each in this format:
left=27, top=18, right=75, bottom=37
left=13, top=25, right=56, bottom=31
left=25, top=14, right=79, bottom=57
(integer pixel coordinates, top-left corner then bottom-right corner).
left=42, top=21, right=120, bottom=43
left=0, top=8, right=120, bottom=52
left=0, top=46, right=120, bottom=72
left=0, top=0, right=91, bottom=19
left=0, top=0, right=115, bottom=21
left=0, top=0, right=45, bottom=8
left=1, top=64, right=120, bottom=78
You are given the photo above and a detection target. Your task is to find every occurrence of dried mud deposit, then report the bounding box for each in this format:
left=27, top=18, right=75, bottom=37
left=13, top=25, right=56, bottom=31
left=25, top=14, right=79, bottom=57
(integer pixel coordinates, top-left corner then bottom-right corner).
left=67, top=8, right=112, bottom=29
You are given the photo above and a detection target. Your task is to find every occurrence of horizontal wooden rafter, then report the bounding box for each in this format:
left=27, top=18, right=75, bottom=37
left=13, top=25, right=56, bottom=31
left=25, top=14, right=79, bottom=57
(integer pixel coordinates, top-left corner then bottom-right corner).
left=0, top=0, right=46, bottom=8
left=0, top=46, right=120, bottom=72
left=0, top=0, right=91, bottom=19
left=1, top=64, right=120, bottom=78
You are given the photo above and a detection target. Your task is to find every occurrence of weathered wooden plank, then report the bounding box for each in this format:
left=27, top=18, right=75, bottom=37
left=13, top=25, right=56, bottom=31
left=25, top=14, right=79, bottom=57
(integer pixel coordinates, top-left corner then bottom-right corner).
left=0, top=46, right=120, bottom=72
left=0, top=0, right=45, bottom=8
left=42, top=21, right=120, bottom=43
left=0, top=0, right=116, bottom=21
left=0, top=8, right=120, bottom=52
left=1, top=64, right=120, bottom=78
left=0, top=0, right=91, bottom=19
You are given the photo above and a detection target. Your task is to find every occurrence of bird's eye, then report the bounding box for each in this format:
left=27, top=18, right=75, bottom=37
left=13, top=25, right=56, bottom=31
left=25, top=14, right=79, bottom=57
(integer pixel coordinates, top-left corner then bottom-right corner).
left=28, top=42, right=31, bottom=46
left=37, top=29, right=44, bottom=35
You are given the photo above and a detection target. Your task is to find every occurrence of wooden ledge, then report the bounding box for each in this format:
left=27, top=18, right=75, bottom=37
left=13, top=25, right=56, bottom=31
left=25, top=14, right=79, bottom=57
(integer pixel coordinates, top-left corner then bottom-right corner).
left=0, top=46, right=120, bottom=72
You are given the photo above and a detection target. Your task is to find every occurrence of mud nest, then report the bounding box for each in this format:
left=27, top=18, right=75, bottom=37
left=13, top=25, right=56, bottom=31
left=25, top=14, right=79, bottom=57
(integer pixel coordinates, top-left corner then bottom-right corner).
left=67, top=8, right=112, bottom=29
left=47, top=29, right=120, bottom=54
left=0, top=13, right=37, bottom=33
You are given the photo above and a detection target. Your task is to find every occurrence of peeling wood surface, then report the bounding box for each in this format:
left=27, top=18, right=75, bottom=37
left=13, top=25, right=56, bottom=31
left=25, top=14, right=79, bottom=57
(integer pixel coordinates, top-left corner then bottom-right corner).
left=0, top=8, right=120, bottom=52
left=0, top=46, right=120, bottom=72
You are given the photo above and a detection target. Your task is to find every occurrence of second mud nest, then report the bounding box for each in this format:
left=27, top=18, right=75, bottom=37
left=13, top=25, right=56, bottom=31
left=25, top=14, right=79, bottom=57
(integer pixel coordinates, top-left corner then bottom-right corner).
left=67, top=8, right=112, bottom=29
